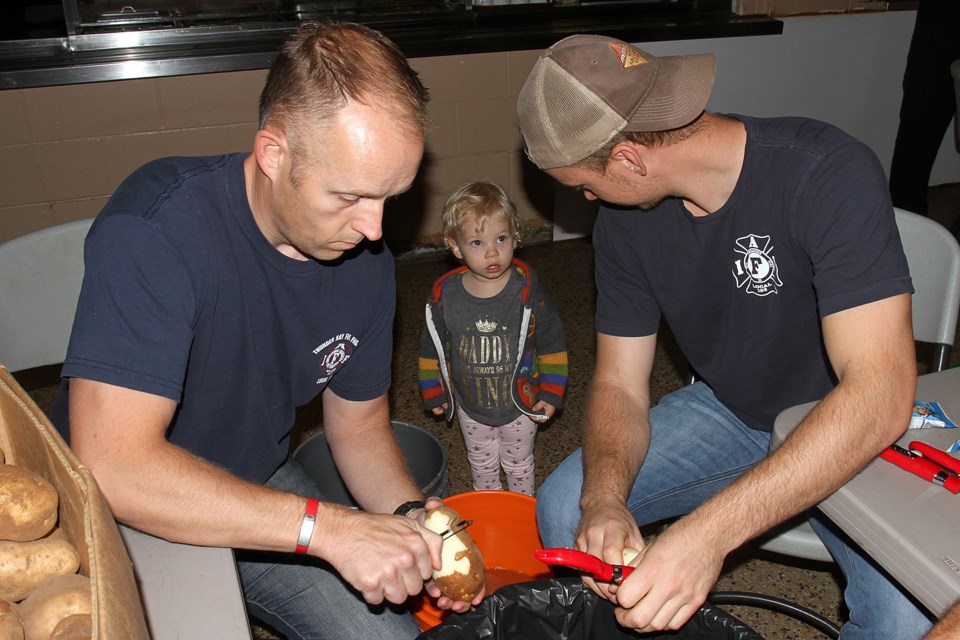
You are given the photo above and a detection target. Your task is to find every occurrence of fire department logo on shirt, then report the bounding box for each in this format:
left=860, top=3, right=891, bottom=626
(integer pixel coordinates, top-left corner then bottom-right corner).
left=732, top=234, right=782, bottom=297
left=312, top=333, right=360, bottom=385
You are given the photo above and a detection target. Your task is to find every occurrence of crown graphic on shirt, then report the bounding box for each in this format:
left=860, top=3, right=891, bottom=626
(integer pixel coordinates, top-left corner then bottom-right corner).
left=475, top=318, right=498, bottom=333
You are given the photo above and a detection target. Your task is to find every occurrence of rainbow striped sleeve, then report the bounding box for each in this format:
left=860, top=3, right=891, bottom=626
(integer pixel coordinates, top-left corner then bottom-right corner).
left=418, top=356, right=444, bottom=402
left=537, top=351, right=568, bottom=398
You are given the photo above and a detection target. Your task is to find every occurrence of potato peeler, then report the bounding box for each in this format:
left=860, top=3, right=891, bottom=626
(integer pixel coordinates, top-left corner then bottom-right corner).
left=880, top=441, right=960, bottom=494
left=534, top=548, right=635, bottom=583
left=439, top=519, right=473, bottom=540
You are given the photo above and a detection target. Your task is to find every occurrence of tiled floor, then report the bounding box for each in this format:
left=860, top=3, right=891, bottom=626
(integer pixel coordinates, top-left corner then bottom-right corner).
left=18, top=183, right=960, bottom=639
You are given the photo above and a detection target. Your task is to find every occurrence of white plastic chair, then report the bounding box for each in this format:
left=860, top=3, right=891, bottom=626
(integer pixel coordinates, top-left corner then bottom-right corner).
left=0, top=218, right=94, bottom=372
left=950, top=59, right=960, bottom=238
left=757, top=206, right=960, bottom=563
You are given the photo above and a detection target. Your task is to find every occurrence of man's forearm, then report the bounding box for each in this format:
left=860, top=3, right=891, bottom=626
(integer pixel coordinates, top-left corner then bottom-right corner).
left=678, top=365, right=915, bottom=556
left=329, top=424, right=426, bottom=514
left=322, top=394, right=426, bottom=515
left=97, top=437, right=311, bottom=552
left=69, top=379, right=311, bottom=552
left=580, top=382, right=650, bottom=510
left=677, top=295, right=916, bottom=555
left=925, top=601, right=960, bottom=640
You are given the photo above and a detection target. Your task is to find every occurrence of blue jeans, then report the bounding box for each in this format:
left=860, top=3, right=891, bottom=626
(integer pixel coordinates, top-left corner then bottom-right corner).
left=536, top=382, right=934, bottom=640
left=236, top=458, right=422, bottom=640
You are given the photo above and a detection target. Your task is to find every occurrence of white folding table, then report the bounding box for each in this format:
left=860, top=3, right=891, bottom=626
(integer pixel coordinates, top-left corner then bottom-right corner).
left=120, top=526, right=253, bottom=639
left=772, top=367, right=960, bottom=617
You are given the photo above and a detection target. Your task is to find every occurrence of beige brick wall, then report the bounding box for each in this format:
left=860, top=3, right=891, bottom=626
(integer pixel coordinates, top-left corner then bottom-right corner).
left=0, top=49, right=555, bottom=247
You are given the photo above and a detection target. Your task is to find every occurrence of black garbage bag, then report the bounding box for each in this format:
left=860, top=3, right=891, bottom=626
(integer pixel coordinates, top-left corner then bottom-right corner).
left=418, top=578, right=763, bottom=640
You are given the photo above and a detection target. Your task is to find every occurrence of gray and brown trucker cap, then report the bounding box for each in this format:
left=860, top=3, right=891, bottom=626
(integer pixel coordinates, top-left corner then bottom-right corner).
left=518, top=35, right=716, bottom=169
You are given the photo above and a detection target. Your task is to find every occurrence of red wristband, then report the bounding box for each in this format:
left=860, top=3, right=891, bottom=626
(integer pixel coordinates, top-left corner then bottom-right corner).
left=295, top=498, right=320, bottom=554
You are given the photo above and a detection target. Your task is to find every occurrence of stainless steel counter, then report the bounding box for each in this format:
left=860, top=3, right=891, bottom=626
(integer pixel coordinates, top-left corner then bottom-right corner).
left=0, top=1, right=782, bottom=89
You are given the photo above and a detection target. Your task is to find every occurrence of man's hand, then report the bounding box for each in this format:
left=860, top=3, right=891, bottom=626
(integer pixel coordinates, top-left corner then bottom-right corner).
left=612, top=518, right=723, bottom=632
left=423, top=578, right=486, bottom=613
left=319, top=393, right=485, bottom=608
left=575, top=500, right=644, bottom=601
left=316, top=504, right=442, bottom=605
left=325, top=496, right=483, bottom=611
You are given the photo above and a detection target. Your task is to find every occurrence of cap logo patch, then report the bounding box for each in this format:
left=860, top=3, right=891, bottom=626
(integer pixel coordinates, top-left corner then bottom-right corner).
left=608, top=43, right=648, bottom=69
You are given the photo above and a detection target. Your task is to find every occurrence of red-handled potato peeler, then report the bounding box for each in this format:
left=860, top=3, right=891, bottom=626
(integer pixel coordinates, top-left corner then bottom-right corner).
left=534, top=548, right=635, bottom=583
left=880, top=442, right=960, bottom=494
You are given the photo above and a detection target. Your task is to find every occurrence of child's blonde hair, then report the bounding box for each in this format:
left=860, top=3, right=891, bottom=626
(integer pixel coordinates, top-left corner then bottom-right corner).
left=441, top=181, right=522, bottom=248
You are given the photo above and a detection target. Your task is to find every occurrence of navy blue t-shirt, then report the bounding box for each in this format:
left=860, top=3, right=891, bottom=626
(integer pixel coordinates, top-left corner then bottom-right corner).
left=54, top=153, right=395, bottom=482
left=594, top=116, right=913, bottom=431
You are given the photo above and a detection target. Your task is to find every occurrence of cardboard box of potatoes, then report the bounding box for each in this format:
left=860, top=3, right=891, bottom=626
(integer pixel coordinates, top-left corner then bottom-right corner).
left=0, top=366, right=149, bottom=640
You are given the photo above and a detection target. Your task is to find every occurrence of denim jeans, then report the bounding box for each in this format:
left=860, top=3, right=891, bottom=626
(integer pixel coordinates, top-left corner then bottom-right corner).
left=236, top=458, right=422, bottom=640
left=536, top=382, right=934, bottom=640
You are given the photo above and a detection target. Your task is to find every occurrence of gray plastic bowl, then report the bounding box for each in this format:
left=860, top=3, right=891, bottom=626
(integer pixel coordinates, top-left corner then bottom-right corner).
left=292, top=420, right=449, bottom=508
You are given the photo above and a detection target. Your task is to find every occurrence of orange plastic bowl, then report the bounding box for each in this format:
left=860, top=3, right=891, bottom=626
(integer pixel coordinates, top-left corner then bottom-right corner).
left=408, top=490, right=553, bottom=632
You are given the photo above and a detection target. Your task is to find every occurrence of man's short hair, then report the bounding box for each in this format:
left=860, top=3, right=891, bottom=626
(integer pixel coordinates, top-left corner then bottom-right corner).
left=517, top=34, right=715, bottom=170
left=259, top=21, right=429, bottom=167
left=576, top=115, right=707, bottom=174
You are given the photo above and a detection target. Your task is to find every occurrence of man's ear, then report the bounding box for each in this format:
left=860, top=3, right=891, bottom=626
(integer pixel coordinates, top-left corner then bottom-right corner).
left=253, top=127, right=286, bottom=182
left=610, top=141, right=646, bottom=176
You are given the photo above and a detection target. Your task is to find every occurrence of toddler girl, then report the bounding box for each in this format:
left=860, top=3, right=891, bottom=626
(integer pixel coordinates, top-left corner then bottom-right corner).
left=418, top=181, right=568, bottom=494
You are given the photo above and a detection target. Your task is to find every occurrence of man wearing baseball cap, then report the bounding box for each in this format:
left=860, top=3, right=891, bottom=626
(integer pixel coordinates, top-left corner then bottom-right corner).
left=520, top=35, right=932, bottom=638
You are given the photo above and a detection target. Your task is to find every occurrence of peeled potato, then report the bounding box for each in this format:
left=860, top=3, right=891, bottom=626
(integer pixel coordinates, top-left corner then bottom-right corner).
left=423, top=506, right=484, bottom=601
left=622, top=546, right=640, bottom=565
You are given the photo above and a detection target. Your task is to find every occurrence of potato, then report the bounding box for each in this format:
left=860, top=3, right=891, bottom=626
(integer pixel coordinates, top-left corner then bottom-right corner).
left=0, top=538, right=79, bottom=602
left=423, top=505, right=484, bottom=601
left=49, top=614, right=91, bottom=640
left=0, top=599, right=24, bottom=640
left=18, top=575, right=91, bottom=640
left=0, top=465, right=58, bottom=542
